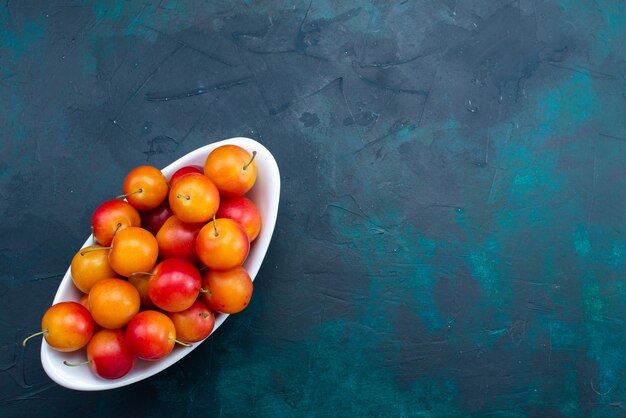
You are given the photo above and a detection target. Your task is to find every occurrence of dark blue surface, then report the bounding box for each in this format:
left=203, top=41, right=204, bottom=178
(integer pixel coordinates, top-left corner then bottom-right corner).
left=1, top=1, right=625, bottom=416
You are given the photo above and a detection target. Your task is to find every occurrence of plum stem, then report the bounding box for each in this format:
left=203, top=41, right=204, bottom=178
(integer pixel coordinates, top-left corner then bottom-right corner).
left=130, top=271, right=155, bottom=278
left=80, top=246, right=111, bottom=256
left=115, top=188, right=143, bottom=199
left=64, top=360, right=91, bottom=367
left=173, top=338, right=193, bottom=347
left=113, top=222, right=122, bottom=236
left=199, top=288, right=210, bottom=294
left=22, top=330, right=47, bottom=347
left=212, top=213, right=218, bottom=237
left=199, top=312, right=211, bottom=318
left=243, top=151, right=257, bottom=170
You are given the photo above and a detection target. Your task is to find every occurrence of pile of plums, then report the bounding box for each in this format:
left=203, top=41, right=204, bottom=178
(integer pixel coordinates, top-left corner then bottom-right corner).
left=23, top=145, right=262, bottom=380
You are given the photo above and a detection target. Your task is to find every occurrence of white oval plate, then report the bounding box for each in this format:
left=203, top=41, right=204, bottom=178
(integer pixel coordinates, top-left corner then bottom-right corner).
left=40, top=137, right=280, bottom=391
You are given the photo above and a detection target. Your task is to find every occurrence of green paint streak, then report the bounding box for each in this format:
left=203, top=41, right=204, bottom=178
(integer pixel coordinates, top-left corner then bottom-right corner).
left=332, top=210, right=445, bottom=333
left=455, top=72, right=593, bottom=305
left=92, top=0, right=160, bottom=42
left=128, top=3, right=161, bottom=42
left=92, top=0, right=124, bottom=20
left=469, top=249, right=498, bottom=296
left=128, top=23, right=159, bottom=42
left=582, top=277, right=603, bottom=321
left=382, top=224, right=444, bottom=332
left=573, top=227, right=592, bottom=256
left=558, top=372, right=582, bottom=416
left=610, top=243, right=626, bottom=269
left=559, top=0, right=626, bottom=59
left=214, top=319, right=461, bottom=416
left=0, top=20, right=45, bottom=60
left=536, top=72, right=596, bottom=135
left=550, top=320, right=581, bottom=349
left=573, top=227, right=603, bottom=320
left=306, top=0, right=342, bottom=20
left=448, top=63, right=608, bottom=411
left=437, top=9, right=457, bottom=24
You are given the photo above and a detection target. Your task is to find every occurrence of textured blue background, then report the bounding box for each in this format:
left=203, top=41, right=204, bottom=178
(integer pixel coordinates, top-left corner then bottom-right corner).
left=1, top=1, right=625, bottom=416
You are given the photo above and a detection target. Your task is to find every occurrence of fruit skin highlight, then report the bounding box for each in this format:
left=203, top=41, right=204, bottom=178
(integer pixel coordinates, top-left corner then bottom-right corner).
left=169, top=173, right=220, bottom=224
left=202, top=267, right=253, bottom=314
left=167, top=299, right=215, bottom=343
left=71, top=246, right=118, bottom=293
left=23, top=302, right=94, bottom=352
left=216, top=196, right=262, bottom=242
left=148, top=258, right=202, bottom=313
left=86, top=329, right=135, bottom=380
left=203, top=145, right=257, bottom=197
left=196, top=217, right=250, bottom=271
left=108, top=227, right=159, bottom=278
left=169, top=165, right=204, bottom=186
left=156, top=216, right=202, bottom=263
left=122, top=165, right=169, bottom=210
left=126, top=310, right=179, bottom=361
left=89, top=278, right=140, bottom=329
left=91, top=200, right=141, bottom=246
